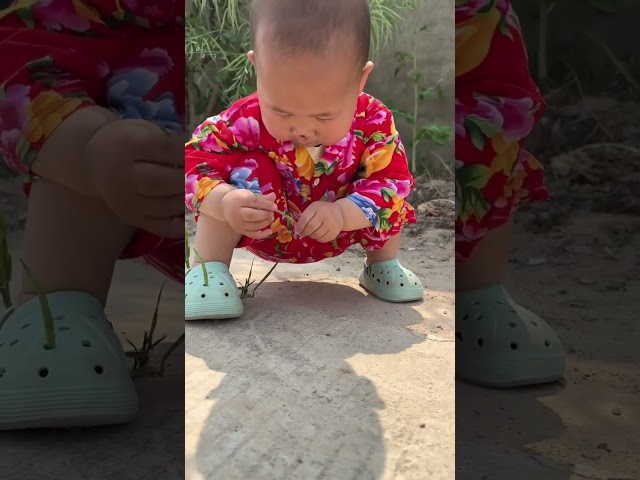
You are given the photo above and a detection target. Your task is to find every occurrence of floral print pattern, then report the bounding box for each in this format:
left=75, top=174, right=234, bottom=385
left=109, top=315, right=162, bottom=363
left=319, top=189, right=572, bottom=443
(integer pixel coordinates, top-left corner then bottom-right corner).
left=0, top=0, right=185, bottom=282
left=185, top=93, right=417, bottom=264
left=455, top=0, right=549, bottom=260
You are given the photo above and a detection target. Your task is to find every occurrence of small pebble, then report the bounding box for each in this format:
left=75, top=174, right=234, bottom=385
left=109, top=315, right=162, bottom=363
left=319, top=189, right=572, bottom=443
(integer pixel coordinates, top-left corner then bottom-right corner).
left=419, top=423, right=426, bottom=428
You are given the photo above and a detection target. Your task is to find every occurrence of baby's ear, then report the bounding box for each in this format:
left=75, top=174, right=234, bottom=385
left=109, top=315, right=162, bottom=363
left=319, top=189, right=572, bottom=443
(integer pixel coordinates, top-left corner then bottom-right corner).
left=359, top=61, right=374, bottom=92
left=247, top=50, right=256, bottom=66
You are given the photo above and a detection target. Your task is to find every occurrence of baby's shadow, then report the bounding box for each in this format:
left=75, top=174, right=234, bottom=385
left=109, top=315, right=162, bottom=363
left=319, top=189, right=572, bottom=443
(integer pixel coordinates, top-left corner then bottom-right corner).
left=456, top=381, right=570, bottom=479
left=186, top=281, right=426, bottom=480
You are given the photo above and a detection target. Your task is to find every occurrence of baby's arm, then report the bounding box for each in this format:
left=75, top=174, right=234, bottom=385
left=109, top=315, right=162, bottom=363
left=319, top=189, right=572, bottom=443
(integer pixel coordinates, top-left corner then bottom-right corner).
left=342, top=101, right=415, bottom=232
left=185, top=106, right=258, bottom=218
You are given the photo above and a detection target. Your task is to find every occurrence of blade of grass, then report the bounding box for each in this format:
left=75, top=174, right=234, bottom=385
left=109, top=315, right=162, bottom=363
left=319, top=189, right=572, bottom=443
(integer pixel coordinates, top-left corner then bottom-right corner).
left=185, top=228, right=191, bottom=269
left=193, top=248, right=209, bottom=286
left=0, top=214, right=12, bottom=309
left=251, top=262, right=278, bottom=297
left=20, top=259, right=55, bottom=349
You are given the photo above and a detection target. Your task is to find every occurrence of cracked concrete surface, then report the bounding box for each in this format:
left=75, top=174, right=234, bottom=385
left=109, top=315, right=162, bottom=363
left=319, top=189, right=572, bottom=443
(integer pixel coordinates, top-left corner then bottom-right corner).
left=185, top=229, right=456, bottom=480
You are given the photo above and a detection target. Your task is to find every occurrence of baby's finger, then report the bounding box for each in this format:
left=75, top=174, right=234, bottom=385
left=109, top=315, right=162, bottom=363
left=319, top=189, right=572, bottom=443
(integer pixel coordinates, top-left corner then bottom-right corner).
left=240, top=206, right=274, bottom=223
left=316, top=230, right=336, bottom=244
left=294, top=209, right=314, bottom=236
left=247, top=193, right=278, bottom=212
left=134, top=162, right=184, bottom=196
left=118, top=120, right=181, bottom=166
left=242, top=217, right=275, bottom=232
left=310, top=227, right=329, bottom=241
left=245, top=227, right=273, bottom=241
left=297, top=212, right=321, bottom=237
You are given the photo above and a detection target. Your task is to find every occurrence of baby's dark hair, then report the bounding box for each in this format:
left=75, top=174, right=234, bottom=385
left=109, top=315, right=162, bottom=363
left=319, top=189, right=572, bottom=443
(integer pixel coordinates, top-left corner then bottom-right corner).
left=250, top=0, right=371, bottom=70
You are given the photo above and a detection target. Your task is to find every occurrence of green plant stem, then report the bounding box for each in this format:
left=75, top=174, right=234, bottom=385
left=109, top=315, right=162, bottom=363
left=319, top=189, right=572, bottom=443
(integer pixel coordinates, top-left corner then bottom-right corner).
left=0, top=289, right=11, bottom=310
left=411, top=32, right=419, bottom=173
left=20, top=259, right=55, bottom=349
left=538, top=1, right=553, bottom=83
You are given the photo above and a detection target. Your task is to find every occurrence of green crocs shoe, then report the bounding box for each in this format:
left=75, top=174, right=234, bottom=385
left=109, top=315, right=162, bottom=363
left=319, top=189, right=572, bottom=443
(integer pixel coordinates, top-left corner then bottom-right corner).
left=185, top=262, right=243, bottom=320
left=0, top=292, right=138, bottom=430
left=456, top=284, right=565, bottom=388
left=359, top=259, right=424, bottom=303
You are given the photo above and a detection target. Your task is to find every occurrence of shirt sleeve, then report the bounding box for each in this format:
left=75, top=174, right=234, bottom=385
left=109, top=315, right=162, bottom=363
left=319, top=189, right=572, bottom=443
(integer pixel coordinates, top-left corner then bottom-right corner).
left=346, top=99, right=416, bottom=233
left=184, top=97, right=262, bottom=213
left=0, top=31, right=99, bottom=175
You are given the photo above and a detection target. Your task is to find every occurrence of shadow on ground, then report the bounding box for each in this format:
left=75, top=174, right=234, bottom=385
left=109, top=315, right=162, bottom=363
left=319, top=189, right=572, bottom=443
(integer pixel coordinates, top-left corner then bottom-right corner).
left=187, top=281, right=425, bottom=479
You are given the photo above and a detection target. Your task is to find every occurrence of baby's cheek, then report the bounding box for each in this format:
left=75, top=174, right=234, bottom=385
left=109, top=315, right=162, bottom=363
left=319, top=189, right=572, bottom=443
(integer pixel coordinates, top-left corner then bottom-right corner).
left=262, top=115, right=288, bottom=142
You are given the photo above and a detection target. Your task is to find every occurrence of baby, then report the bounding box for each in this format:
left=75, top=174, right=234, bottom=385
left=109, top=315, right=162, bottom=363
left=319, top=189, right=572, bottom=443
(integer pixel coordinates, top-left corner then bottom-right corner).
left=455, top=0, right=565, bottom=388
left=184, top=0, right=424, bottom=320
left=0, top=1, right=184, bottom=429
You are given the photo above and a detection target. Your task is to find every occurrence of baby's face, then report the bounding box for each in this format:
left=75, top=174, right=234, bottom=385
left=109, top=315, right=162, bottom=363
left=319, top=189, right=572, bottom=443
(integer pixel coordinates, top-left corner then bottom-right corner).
left=249, top=46, right=371, bottom=147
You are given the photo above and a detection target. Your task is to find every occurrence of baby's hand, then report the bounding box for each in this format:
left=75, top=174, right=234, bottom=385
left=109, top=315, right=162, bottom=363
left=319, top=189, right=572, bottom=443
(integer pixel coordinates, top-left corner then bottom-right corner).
left=295, top=201, right=345, bottom=243
left=87, top=119, right=185, bottom=238
left=221, top=190, right=278, bottom=240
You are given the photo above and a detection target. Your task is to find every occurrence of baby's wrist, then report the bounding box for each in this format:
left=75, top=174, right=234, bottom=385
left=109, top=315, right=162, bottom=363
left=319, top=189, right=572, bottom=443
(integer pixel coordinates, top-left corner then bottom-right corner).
left=201, top=183, right=235, bottom=220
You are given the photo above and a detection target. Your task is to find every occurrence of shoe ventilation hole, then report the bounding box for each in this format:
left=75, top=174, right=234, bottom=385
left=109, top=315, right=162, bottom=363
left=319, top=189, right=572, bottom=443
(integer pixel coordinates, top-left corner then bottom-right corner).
left=510, top=342, right=518, bottom=350
left=38, top=367, right=49, bottom=378
left=477, top=338, right=483, bottom=347
left=201, top=294, right=206, bottom=298
left=55, top=315, right=65, bottom=321
left=82, top=340, right=92, bottom=347
left=544, top=339, right=551, bottom=347
left=532, top=321, right=538, bottom=327
left=508, top=321, right=517, bottom=327
left=94, top=365, right=104, bottom=375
